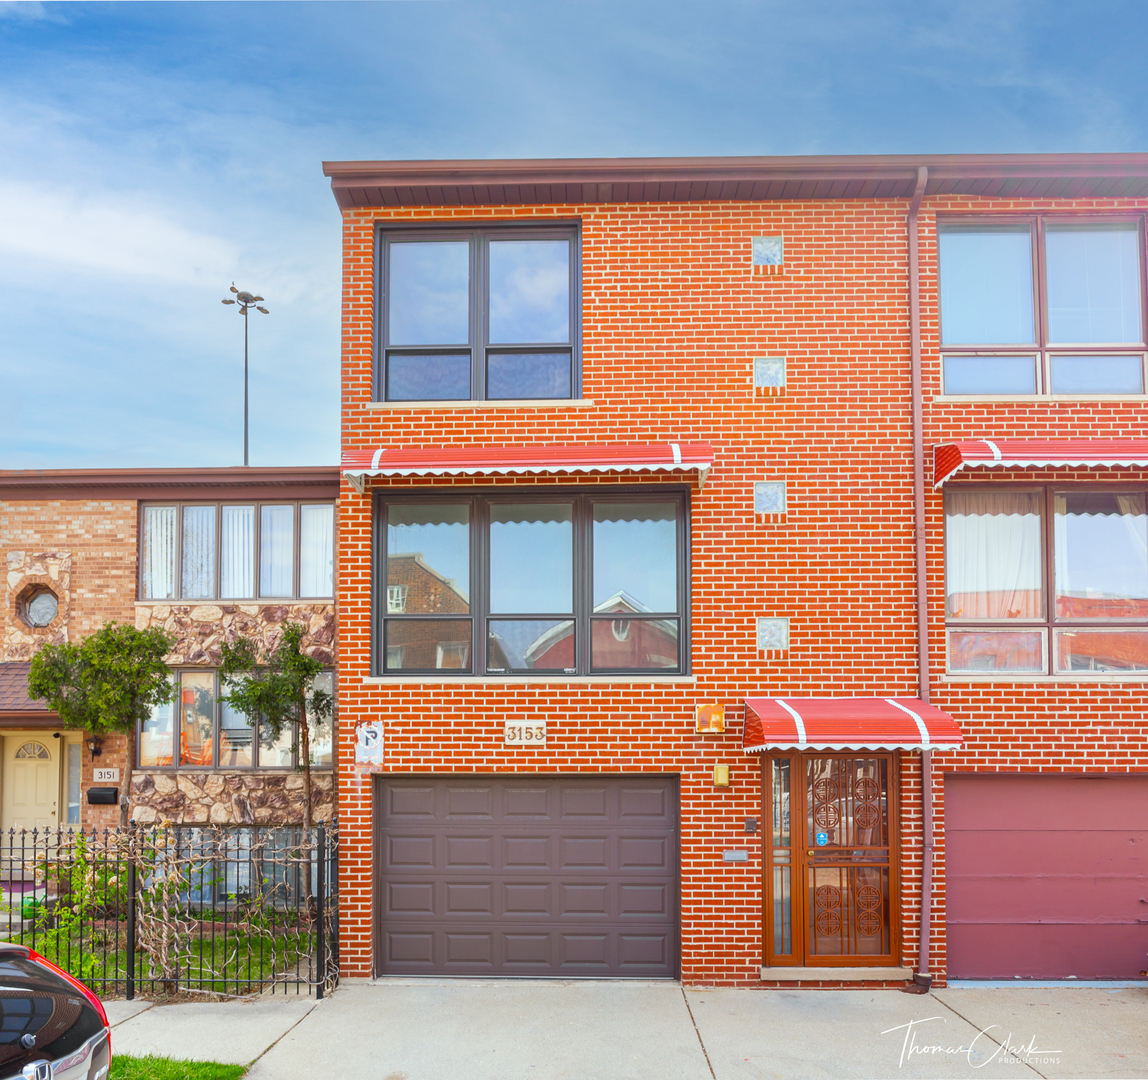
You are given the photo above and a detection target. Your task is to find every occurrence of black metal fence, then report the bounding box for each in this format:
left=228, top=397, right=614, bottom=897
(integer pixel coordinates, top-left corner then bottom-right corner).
left=0, top=823, right=337, bottom=1000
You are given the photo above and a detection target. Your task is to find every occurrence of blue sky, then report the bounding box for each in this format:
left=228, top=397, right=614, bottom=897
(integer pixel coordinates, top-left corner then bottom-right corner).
left=1, top=0, right=1146, bottom=469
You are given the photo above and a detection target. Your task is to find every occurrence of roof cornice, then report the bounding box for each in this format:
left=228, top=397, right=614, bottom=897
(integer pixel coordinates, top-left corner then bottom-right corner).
left=321, top=153, right=1148, bottom=210
left=0, top=466, right=339, bottom=500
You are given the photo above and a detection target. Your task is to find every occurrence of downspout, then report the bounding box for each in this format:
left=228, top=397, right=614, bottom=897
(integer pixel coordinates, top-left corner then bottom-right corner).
left=907, top=164, right=933, bottom=992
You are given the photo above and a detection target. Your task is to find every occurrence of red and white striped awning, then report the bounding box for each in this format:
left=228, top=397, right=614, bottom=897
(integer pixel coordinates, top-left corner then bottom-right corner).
left=934, top=439, right=1148, bottom=488
left=743, top=697, right=963, bottom=753
left=342, top=442, right=714, bottom=493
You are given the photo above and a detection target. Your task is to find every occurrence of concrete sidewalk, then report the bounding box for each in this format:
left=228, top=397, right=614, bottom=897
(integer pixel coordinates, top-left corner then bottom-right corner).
left=104, top=980, right=1148, bottom=1080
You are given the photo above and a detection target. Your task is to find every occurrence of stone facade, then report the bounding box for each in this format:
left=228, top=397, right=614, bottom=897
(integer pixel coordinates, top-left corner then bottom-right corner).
left=134, top=603, right=335, bottom=667
left=130, top=769, right=334, bottom=825
left=4, top=551, right=72, bottom=661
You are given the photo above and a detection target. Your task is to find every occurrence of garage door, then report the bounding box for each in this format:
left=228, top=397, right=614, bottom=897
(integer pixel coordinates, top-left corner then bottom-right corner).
left=947, top=774, right=1148, bottom=979
left=375, top=775, right=679, bottom=977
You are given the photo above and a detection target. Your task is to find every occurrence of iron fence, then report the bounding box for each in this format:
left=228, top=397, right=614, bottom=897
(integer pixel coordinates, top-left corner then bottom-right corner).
left=0, top=823, right=337, bottom=1000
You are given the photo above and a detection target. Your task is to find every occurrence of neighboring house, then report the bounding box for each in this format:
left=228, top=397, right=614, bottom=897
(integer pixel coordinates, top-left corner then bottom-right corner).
left=326, top=153, right=1148, bottom=987
left=0, top=467, right=338, bottom=829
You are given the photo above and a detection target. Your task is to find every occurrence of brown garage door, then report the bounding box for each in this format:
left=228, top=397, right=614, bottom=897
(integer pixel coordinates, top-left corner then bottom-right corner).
left=375, top=775, right=679, bottom=977
left=947, top=774, right=1148, bottom=979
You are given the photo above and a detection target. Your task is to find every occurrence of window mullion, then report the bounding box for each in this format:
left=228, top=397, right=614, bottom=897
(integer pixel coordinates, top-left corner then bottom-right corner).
left=575, top=495, right=589, bottom=675
left=474, top=233, right=484, bottom=401
left=475, top=495, right=486, bottom=674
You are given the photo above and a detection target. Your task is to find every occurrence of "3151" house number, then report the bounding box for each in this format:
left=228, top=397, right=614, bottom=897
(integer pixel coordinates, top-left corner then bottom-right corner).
left=504, top=722, right=546, bottom=746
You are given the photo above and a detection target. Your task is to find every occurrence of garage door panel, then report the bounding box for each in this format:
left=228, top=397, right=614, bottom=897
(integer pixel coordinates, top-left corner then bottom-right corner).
left=378, top=776, right=678, bottom=977
left=445, top=835, right=495, bottom=869
left=503, top=835, right=550, bottom=867
left=947, top=774, right=1148, bottom=979
left=387, top=785, right=437, bottom=818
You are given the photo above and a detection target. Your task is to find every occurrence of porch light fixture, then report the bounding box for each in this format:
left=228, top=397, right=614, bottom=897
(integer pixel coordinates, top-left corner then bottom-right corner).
left=221, top=283, right=270, bottom=467
left=86, top=735, right=102, bottom=757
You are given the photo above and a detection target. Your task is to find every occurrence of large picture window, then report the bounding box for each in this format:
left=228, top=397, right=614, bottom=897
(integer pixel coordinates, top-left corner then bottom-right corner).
left=945, top=486, right=1148, bottom=674
left=139, top=669, right=334, bottom=770
left=378, top=491, right=688, bottom=675
left=938, top=217, right=1147, bottom=396
left=378, top=226, right=579, bottom=402
left=140, top=501, right=334, bottom=601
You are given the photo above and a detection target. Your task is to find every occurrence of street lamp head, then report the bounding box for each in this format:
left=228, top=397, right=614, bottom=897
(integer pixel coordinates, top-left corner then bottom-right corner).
left=235, top=291, right=257, bottom=304
left=230, top=284, right=239, bottom=294
left=222, top=298, right=235, bottom=305
left=252, top=296, right=264, bottom=303
left=256, top=306, right=269, bottom=314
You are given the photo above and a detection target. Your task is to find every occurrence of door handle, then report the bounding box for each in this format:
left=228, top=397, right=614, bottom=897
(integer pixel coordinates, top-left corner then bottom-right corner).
left=807, top=850, right=815, bottom=856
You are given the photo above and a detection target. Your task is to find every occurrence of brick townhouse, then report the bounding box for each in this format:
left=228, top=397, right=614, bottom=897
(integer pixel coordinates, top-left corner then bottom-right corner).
left=326, top=153, right=1148, bottom=988
left=0, top=467, right=338, bottom=831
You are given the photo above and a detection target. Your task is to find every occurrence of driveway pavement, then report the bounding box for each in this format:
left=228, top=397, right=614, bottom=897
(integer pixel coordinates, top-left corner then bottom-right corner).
left=103, top=980, right=1148, bottom=1080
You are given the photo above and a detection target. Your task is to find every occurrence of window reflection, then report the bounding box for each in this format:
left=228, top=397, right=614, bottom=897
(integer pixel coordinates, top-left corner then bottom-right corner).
left=592, top=502, right=677, bottom=613
left=388, top=241, right=470, bottom=346
left=489, top=503, right=572, bottom=614
left=1046, top=225, right=1142, bottom=344
left=180, top=671, right=214, bottom=767
left=938, top=227, right=1035, bottom=345
left=1055, top=492, right=1148, bottom=619
left=488, top=240, right=570, bottom=344
left=387, top=505, right=470, bottom=614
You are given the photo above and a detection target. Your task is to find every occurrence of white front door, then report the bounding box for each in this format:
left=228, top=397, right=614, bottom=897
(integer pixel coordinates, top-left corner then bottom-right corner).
left=2, top=736, right=59, bottom=832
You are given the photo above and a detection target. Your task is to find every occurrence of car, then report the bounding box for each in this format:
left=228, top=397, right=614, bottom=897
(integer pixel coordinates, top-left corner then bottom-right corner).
left=0, top=943, right=110, bottom=1080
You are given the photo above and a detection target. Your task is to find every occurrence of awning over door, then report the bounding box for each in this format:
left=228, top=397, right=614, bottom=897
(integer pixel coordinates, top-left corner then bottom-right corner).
left=342, top=442, right=714, bottom=494
left=934, top=438, right=1148, bottom=487
left=742, top=697, right=963, bottom=752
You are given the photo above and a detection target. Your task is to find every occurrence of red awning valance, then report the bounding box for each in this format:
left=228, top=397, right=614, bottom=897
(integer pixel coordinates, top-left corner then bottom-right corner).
left=342, top=442, right=714, bottom=493
left=934, top=439, right=1148, bottom=487
left=742, top=697, right=963, bottom=753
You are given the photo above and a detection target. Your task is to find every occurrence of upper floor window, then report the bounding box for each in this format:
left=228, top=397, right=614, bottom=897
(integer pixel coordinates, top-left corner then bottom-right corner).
left=140, top=501, right=334, bottom=601
left=378, top=226, right=579, bottom=402
left=945, top=486, right=1148, bottom=674
left=139, top=669, right=333, bottom=770
left=378, top=490, right=688, bottom=676
left=938, top=218, right=1147, bottom=396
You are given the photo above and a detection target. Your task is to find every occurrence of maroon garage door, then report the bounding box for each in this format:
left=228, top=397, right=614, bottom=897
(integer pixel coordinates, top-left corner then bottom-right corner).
left=946, top=774, right=1148, bottom=979
left=375, top=776, right=679, bottom=977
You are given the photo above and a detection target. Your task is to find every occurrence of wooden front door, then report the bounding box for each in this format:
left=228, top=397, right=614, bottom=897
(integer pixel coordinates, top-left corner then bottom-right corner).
left=763, top=752, right=900, bottom=967
left=2, top=736, right=59, bottom=833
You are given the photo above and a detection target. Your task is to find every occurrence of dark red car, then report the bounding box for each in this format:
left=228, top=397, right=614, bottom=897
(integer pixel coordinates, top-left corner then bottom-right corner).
left=0, top=944, right=110, bottom=1080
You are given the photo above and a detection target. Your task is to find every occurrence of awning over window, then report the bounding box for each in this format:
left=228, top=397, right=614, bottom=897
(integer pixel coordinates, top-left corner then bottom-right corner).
left=342, top=442, right=714, bottom=493
left=934, top=439, right=1148, bottom=488
left=742, top=697, right=963, bottom=753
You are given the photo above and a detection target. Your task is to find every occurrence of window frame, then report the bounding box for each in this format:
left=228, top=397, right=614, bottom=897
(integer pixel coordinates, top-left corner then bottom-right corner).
left=373, top=485, right=691, bottom=677
left=944, top=481, right=1148, bottom=675
left=936, top=213, right=1148, bottom=397
left=137, top=668, right=335, bottom=771
left=374, top=221, right=582, bottom=403
left=138, top=500, right=335, bottom=602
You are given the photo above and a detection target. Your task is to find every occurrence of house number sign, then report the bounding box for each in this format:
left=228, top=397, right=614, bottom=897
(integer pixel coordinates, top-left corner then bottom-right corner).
left=504, top=722, right=546, bottom=747
left=93, top=768, right=119, bottom=783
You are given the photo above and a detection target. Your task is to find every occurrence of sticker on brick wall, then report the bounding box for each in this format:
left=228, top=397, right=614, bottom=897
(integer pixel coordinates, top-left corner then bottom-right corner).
left=753, top=357, right=786, bottom=396
left=355, top=720, right=385, bottom=766
left=751, top=236, right=784, bottom=276
left=756, top=617, right=789, bottom=658
left=754, top=481, right=787, bottom=523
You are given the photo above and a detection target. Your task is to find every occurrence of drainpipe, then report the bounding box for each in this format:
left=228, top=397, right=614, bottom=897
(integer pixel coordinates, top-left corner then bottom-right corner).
left=907, top=164, right=933, bottom=992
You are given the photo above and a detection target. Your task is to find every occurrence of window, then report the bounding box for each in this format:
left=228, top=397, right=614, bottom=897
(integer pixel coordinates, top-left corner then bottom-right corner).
left=378, top=226, right=579, bottom=402
left=945, top=486, right=1148, bottom=674
left=378, top=491, right=688, bottom=675
left=140, top=502, right=334, bottom=600
left=139, top=670, right=334, bottom=769
left=938, top=218, right=1147, bottom=396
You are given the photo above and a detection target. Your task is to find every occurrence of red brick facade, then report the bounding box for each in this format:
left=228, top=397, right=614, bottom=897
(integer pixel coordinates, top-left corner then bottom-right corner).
left=333, top=171, right=1148, bottom=985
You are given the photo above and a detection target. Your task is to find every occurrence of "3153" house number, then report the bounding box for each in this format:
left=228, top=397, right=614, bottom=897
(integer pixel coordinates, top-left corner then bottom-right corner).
left=504, top=722, right=546, bottom=746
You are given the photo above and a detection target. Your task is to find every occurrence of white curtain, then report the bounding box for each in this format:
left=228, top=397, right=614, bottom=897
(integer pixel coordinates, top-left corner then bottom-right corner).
left=946, top=491, right=1043, bottom=619
left=141, top=506, right=176, bottom=599
left=221, top=505, right=255, bottom=598
left=181, top=505, right=216, bottom=598
left=299, top=504, right=334, bottom=597
left=260, top=504, right=294, bottom=597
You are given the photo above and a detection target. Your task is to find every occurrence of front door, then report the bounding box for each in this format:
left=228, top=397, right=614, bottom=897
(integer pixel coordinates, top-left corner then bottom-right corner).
left=764, top=752, right=900, bottom=967
left=1, top=736, right=59, bottom=833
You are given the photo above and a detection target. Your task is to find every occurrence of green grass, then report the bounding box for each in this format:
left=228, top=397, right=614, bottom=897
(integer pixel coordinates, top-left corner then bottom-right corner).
left=110, top=1055, right=246, bottom=1080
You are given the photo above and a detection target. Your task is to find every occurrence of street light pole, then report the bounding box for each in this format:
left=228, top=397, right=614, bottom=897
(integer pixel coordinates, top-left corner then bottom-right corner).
left=222, top=283, right=269, bottom=467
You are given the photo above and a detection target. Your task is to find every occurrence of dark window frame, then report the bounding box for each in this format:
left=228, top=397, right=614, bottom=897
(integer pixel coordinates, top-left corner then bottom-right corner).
left=944, top=481, right=1148, bottom=674
left=936, top=213, right=1148, bottom=396
left=373, top=485, right=691, bottom=677
left=138, top=499, right=336, bottom=601
left=374, top=221, right=582, bottom=403
left=137, top=667, right=336, bottom=772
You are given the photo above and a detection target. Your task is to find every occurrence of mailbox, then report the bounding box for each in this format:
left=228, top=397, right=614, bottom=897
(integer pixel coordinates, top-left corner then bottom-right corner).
left=86, top=787, right=118, bottom=805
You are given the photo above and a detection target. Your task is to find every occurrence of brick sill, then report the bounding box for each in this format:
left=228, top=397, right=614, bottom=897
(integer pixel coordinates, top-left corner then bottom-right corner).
left=361, top=675, right=696, bottom=686
left=941, top=673, right=1148, bottom=684
left=365, top=399, right=595, bottom=411
left=761, top=966, right=912, bottom=982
